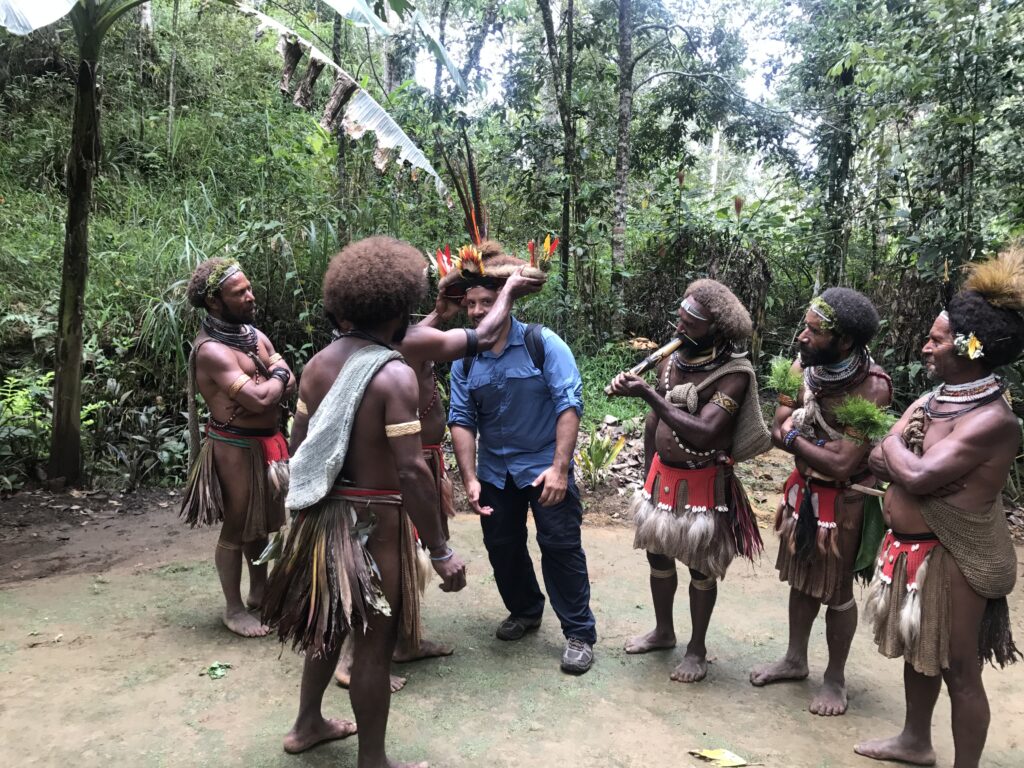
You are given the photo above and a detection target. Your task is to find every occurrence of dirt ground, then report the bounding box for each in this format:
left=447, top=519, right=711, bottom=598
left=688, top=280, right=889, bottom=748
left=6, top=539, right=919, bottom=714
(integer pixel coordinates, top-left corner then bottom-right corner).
left=2, top=462, right=1023, bottom=768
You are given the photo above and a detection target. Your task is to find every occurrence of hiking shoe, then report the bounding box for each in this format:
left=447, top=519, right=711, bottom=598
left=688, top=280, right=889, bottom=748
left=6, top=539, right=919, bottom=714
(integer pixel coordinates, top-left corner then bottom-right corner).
left=561, top=637, right=594, bottom=674
left=495, top=615, right=542, bottom=641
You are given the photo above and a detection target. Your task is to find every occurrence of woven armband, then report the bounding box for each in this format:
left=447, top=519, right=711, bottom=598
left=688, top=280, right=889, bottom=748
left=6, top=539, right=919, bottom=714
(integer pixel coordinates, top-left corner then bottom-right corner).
left=777, top=394, right=796, bottom=408
left=295, top=399, right=308, bottom=416
left=710, top=390, right=739, bottom=415
left=843, top=425, right=867, bottom=443
left=228, top=373, right=251, bottom=399
left=267, top=353, right=283, bottom=365
left=385, top=420, right=422, bottom=438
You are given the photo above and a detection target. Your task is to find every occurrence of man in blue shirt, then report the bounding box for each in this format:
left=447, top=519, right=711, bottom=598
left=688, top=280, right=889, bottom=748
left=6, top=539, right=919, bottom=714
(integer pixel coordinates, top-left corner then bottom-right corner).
left=445, top=241, right=597, bottom=674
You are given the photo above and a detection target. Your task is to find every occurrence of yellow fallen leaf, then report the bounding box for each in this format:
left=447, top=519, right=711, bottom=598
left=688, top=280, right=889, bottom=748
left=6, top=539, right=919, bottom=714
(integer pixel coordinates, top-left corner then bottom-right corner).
left=688, top=748, right=748, bottom=767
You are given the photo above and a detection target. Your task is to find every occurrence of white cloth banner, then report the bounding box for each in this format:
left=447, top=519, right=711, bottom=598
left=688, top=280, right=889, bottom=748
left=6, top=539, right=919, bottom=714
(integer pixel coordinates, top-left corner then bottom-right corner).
left=0, top=0, right=77, bottom=35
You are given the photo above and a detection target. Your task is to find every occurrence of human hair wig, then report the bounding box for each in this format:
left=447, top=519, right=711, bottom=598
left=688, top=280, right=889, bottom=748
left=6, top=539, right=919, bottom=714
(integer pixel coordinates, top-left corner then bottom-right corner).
left=322, top=236, right=427, bottom=329
left=187, top=257, right=237, bottom=309
left=819, top=287, right=880, bottom=348
left=948, top=290, right=1024, bottom=369
left=684, top=278, right=753, bottom=343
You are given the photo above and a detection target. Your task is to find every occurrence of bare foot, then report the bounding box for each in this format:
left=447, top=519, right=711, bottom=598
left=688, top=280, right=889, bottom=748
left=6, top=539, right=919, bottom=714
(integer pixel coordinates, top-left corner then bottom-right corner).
left=809, top=677, right=848, bottom=716
left=670, top=652, right=707, bottom=683
left=393, top=638, right=455, bottom=663
left=854, top=735, right=936, bottom=765
left=283, top=717, right=357, bottom=754
left=334, top=663, right=407, bottom=692
left=223, top=607, right=270, bottom=638
left=624, top=628, right=677, bottom=654
left=749, top=657, right=809, bottom=686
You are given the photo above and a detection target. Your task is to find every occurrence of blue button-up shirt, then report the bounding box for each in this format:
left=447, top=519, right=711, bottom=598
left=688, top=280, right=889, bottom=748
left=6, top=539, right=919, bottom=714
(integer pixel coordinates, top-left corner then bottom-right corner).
left=448, top=318, right=583, bottom=490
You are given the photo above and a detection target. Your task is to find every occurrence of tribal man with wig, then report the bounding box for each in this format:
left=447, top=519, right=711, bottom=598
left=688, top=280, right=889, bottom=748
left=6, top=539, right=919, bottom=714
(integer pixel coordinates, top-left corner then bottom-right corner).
left=750, top=287, right=892, bottom=716
left=855, top=248, right=1022, bottom=768
left=180, top=258, right=295, bottom=637
left=609, top=279, right=772, bottom=682
left=262, top=236, right=467, bottom=764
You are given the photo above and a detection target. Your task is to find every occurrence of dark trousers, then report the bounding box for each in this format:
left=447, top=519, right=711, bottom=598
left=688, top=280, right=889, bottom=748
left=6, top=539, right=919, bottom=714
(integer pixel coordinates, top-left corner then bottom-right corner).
left=479, top=473, right=597, bottom=644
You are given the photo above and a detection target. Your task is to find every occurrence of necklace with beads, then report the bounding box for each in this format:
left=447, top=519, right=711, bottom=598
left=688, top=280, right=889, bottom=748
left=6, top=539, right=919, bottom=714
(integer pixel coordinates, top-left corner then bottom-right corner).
left=661, top=355, right=718, bottom=458
left=933, top=374, right=999, bottom=403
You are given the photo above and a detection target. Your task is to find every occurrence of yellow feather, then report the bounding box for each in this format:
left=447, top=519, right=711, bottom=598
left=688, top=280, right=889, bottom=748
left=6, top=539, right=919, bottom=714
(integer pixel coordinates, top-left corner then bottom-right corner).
left=963, top=245, right=1024, bottom=311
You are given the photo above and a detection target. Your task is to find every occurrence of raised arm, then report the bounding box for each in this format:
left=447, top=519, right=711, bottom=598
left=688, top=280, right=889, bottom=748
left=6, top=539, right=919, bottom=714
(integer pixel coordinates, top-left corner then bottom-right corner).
left=400, top=269, right=543, bottom=363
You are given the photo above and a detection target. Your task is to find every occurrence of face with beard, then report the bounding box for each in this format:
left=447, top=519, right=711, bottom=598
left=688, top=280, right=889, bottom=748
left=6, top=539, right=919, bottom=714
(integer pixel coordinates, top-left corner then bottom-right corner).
left=796, top=310, right=849, bottom=367
left=921, top=313, right=961, bottom=382
left=210, top=272, right=257, bottom=324
left=675, top=297, right=715, bottom=353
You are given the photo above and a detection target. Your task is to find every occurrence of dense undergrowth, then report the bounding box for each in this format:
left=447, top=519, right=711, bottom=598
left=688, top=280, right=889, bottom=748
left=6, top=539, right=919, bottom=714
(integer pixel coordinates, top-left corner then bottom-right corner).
left=3, top=0, right=1024, bottom=493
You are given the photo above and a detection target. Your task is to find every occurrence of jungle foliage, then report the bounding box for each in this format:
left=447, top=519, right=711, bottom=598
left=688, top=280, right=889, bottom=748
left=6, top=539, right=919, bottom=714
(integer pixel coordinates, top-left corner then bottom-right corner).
left=1, top=0, right=1023, bottom=490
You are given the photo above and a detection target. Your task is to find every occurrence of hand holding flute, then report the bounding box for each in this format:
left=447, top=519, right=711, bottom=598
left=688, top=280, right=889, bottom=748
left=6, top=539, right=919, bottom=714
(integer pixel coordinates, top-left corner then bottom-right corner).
left=604, top=337, right=682, bottom=396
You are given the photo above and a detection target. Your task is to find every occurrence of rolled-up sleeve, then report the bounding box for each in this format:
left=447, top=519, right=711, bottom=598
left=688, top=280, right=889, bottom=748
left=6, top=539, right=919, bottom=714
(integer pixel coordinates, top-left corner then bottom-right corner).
left=540, top=330, right=583, bottom=418
left=447, top=358, right=478, bottom=429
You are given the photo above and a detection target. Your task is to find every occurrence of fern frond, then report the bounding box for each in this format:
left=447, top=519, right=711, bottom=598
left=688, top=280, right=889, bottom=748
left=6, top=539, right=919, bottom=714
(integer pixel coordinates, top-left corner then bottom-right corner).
left=833, top=395, right=896, bottom=442
left=767, top=356, right=802, bottom=399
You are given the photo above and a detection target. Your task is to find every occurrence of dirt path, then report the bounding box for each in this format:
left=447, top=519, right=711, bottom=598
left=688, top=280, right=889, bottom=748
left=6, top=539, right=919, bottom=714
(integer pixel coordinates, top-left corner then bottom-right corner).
left=1, top=487, right=1023, bottom=767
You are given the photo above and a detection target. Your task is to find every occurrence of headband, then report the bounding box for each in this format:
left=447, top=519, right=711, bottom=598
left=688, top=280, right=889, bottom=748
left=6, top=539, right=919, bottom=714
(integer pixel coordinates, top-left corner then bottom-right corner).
left=680, top=297, right=709, bottom=321
left=808, top=297, right=837, bottom=331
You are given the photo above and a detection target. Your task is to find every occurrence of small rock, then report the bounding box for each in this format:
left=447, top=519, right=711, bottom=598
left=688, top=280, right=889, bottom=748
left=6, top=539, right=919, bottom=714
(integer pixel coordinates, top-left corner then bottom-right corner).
left=603, top=415, right=620, bottom=425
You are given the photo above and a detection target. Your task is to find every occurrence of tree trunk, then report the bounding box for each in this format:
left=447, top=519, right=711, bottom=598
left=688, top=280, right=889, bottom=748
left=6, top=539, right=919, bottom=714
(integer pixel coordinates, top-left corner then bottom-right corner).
left=460, top=0, right=500, bottom=84
left=167, top=0, right=180, bottom=153
left=537, top=0, right=575, bottom=332
left=433, top=0, right=450, bottom=97
left=50, top=47, right=101, bottom=485
left=136, top=2, right=157, bottom=84
left=610, top=0, right=633, bottom=337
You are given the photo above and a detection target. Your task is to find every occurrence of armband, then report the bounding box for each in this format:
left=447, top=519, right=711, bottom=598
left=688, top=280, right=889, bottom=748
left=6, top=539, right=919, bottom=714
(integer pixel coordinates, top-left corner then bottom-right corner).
left=783, top=428, right=801, bottom=450
left=270, top=367, right=291, bottom=385
left=295, top=399, right=308, bottom=416
left=777, top=394, right=796, bottom=408
left=385, top=420, right=422, bottom=437
left=267, top=353, right=283, bottom=365
left=710, top=390, right=739, bottom=415
left=228, top=373, right=251, bottom=399
left=464, top=328, right=479, bottom=358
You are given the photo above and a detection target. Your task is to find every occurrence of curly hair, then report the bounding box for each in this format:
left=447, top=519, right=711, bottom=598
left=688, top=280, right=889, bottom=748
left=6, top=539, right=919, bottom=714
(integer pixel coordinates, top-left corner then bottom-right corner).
left=322, top=236, right=427, bottom=329
left=818, top=287, right=880, bottom=347
left=187, top=257, right=238, bottom=309
left=684, top=279, right=753, bottom=343
left=948, top=290, right=1024, bottom=369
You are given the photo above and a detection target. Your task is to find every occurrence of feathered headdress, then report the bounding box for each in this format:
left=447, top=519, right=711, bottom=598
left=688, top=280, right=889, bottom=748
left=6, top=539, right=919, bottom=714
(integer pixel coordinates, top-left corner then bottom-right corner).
left=435, top=130, right=547, bottom=299
left=962, top=246, right=1024, bottom=312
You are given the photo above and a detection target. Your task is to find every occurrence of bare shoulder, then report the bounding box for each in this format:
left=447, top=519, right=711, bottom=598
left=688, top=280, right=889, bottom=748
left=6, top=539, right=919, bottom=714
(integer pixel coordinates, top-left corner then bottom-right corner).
left=963, top=396, right=1018, bottom=438
left=372, top=359, right=418, bottom=395
left=713, top=370, right=749, bottom=397
left=858, top=363, right=893, bottom=406
left=195, top=336, right=233, bottom=368
left=255, top=328, right=278, bottom=353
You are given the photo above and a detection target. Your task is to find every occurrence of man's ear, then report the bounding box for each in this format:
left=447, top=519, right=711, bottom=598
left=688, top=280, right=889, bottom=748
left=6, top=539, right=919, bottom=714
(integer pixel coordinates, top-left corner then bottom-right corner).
left=205, top=293, right=221, bottom=313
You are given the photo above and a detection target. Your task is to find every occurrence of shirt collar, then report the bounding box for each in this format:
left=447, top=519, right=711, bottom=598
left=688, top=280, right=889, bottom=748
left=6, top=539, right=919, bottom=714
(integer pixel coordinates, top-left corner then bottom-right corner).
left=481, top=316, right=525, bottom=358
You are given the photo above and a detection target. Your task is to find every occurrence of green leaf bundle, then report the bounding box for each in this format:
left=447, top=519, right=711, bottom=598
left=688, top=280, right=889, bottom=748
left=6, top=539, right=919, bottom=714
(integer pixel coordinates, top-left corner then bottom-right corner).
left=833, top=395, right=896, bottom=442
left=767, top=356, right=802, bottom=399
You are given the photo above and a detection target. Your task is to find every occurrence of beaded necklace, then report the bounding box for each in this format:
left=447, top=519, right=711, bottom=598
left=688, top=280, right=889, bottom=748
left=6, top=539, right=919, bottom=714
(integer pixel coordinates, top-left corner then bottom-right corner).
left=202, top=315, right=257, bottom=353
left=661, top=354, right=721, bottom=458
left=933, top=374, right=999, bottom=403
left=924, top=383, right=1006, bottom=419
left=805, top=347, right=870, bottom=396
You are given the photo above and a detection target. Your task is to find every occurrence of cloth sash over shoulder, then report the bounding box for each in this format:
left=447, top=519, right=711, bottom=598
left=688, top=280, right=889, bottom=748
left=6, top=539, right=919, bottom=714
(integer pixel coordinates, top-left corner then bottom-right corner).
left=286, top=346, right=403, bottom=511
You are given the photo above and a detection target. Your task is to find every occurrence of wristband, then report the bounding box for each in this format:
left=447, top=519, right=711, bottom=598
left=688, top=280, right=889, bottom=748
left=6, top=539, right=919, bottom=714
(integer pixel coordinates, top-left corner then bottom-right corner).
left=783, top=428, right=801, bottom=450
left=429, top=546, right=454, bottom=562
left=271, top=367, right=290, bottom=385
left=815, top=438, right=827, bottom=447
